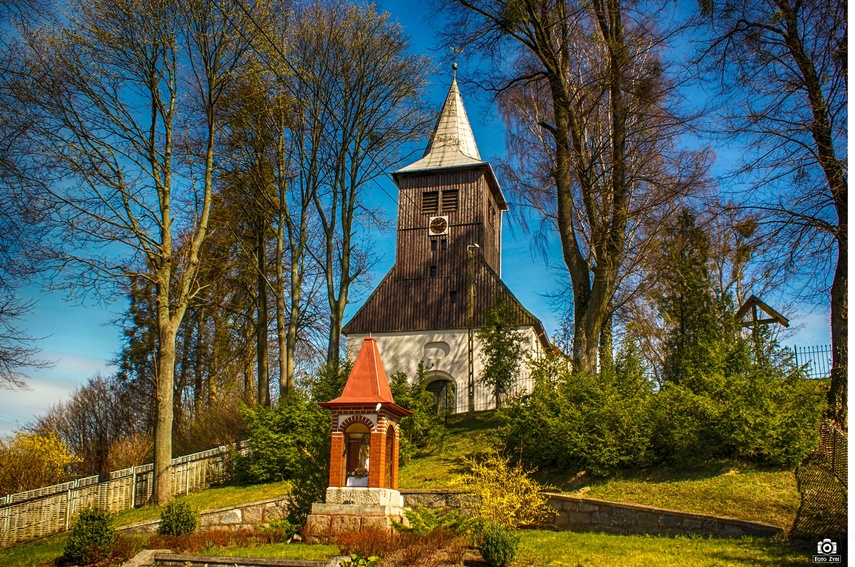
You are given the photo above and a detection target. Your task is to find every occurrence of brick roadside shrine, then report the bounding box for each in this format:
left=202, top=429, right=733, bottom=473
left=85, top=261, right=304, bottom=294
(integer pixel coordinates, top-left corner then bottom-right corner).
left=305, top=337, right=413, bottom=540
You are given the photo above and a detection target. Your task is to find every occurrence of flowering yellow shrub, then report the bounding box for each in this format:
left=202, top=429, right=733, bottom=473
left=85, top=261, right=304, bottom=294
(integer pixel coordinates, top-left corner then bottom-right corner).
left=0, top=431, right=79, bottom=494
left=452, top=452, right=551, bottom=528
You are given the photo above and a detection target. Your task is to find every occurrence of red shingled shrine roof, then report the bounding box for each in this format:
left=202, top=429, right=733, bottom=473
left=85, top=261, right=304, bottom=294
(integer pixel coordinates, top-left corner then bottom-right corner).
left=319, top=337, right=412, bottom=416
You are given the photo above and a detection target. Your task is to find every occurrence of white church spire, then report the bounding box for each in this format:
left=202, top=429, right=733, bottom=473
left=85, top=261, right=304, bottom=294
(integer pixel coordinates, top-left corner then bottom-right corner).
left=397, top=67, right=484, bottom=172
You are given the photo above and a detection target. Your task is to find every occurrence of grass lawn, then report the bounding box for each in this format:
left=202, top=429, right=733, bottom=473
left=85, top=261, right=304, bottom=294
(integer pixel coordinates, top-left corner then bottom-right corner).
left=0, top=533, right=67, bottom=567
left=198, top=542, right=341, bottom=561
left=545, top=464, right=799, bottom=528
left=114, top=480, right=292, bottom=526
left=517, top=530, right=812, bottom=566
left=400, top=410, right=799, bottom=528
left=0, top=529, right=814, bottom=567
left=399, top=411, right=502, bottom=488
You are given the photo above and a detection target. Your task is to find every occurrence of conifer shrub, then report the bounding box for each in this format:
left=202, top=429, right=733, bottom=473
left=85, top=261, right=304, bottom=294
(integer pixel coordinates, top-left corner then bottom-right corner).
left=396, top=506, right=471, bottom=537
left=479, top=523, right=520, bottom=567
left=236, top=393, right=330, bottom=524
left=502, top=337, right=824, bottom=475
left=63, top=507, right=117, bottom=565
left=389, top=364, right=446, bottom=462
left=501, top=350, right=656, bottom=477
left=158, top=501, right=199, bottom=536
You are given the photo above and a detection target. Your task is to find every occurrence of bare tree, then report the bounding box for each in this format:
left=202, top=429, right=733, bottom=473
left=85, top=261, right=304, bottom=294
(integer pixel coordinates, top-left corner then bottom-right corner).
left=0, top=0, right=52, bottom=389
left=289, top=1, right=430, bottom=366
left=437, top=0, right=707, bottom=375
left=13, top=0, right=260, bottom=503
left=35, top=374, right=143, bottom=479
left=697, top=0, right=847, bottom=425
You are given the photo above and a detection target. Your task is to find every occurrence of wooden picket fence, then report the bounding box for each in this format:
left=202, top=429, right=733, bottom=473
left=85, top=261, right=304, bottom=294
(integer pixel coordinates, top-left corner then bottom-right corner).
left=0, top=441, right=248, bottom=548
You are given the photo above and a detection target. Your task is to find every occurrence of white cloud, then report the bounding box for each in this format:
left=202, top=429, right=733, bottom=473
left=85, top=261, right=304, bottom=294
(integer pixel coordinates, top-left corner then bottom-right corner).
left=0, top=354, right=115, bottom=437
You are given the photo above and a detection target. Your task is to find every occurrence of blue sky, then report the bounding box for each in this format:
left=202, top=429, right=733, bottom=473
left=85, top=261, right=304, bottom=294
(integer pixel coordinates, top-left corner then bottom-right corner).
left=0, top=2, right=833, bottom=436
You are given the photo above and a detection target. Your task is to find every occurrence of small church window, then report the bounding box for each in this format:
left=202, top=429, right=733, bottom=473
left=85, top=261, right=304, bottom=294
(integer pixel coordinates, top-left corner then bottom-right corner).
left=423, top=191, right=439, bottom=214
left=430, top=265, right=437, bottom=277
left=441, top=189, right=459, bottom=213
left=431, top=239, right=437, bottom=251
left=450, top=291, right=457, bottom=303
left=441, top=239, right=448, bottom=250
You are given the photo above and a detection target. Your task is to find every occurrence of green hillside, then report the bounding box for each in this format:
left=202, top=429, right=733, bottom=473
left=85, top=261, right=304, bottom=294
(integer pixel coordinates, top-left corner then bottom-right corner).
left=400, top=410, right=799, bottom=528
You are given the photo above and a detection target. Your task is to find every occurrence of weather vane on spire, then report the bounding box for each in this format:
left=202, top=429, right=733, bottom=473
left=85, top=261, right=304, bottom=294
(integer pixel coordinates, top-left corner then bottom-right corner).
left=451, top=47, right=463, bottom=79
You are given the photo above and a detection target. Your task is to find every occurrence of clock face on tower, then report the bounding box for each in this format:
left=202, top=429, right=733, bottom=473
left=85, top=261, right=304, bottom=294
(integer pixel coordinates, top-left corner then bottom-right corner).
left=428, top=216, right=448, bottom=235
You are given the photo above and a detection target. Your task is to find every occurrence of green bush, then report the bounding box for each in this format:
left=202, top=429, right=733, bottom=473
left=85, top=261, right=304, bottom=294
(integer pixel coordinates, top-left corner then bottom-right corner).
left=389, top=364, right=446, bottom=462
left=158, top=501, right=199, bottom=536
left=502, top=351, right=656, bottom=476
left=339, top=554, right=380, bottom=567
left=236, top=393, right=330, bottom=524
left=63, top=507, right=117, bottom=565
left=396, top=506, right=471, bottom=537
left=259, top=517, right=301, bottom=543
left=503, top=337, right=824, bottom=475
left=479, top=523, right=520, bottom=567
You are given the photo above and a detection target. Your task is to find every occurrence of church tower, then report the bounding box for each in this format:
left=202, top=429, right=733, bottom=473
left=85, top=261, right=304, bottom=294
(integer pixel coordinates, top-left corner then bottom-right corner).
left=343, top=73, right=548, bottom=413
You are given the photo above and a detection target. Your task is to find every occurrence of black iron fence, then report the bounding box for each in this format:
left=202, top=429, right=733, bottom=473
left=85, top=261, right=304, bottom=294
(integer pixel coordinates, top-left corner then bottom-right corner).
left=792, top=345, right=832, bottom=379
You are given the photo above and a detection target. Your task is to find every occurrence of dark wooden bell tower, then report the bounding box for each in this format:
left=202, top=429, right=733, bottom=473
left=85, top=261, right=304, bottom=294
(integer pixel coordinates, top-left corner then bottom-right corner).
left=342, top=75, right=549, bottom=404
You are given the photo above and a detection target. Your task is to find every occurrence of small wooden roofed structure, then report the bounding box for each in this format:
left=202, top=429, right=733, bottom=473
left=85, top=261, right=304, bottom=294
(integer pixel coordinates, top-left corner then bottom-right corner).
left=735, top=295, right=790, bottom=328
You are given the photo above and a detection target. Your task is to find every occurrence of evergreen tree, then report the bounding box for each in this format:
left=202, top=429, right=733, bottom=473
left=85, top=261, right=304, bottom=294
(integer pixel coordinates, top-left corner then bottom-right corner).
left=658, top=210, right=739, bottom=386
left=389, top=363, right=445, bottom=461
left=477, top=300, right=525, bottom=408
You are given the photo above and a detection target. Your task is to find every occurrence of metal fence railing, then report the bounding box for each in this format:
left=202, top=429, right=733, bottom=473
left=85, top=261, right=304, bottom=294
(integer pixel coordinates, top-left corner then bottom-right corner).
left=791, top=423, right=847, bottom=540
left=792, top=345, right=832, bottom=379
left=0, top=441, right=248, bottom=549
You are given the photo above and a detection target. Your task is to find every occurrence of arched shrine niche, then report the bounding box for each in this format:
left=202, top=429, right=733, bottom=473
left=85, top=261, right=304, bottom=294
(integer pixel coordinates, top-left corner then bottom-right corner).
left=343, top=421, right=371, bottom=486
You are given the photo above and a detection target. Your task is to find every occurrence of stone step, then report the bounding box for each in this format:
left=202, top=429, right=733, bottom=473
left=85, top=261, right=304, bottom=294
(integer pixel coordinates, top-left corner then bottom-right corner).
left=122, top=550, right=347, bottom=567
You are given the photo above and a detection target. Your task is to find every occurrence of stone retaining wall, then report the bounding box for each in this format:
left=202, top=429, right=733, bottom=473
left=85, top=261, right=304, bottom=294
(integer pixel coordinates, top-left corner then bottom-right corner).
left=546, top=493, right=784, bottom=538
left=121, top=496, right=293, bottom=535
left=403, top=489, right=783, bottom=539
left=120, top=490, right=784, bottom=541
left=400, top=489, right=476, bottom=510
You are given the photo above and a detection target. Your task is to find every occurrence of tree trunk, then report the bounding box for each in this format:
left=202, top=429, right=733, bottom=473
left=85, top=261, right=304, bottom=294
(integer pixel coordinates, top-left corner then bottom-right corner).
left=256, top=234, right=270, bottom=407
left=284, top=253, right=302, bottom=394
left=275, top=210, right=289, bottom=397
left=327, top=302, right=344, bottom=367
left=778, top=0, right=847, bottom=427
left=829, top=238, right=847, bottom=427
left=153, top=291, right=177, bottom=506
left=193, top=309, right=204, bottom=416
left=599, top=312, right=614, bottom=376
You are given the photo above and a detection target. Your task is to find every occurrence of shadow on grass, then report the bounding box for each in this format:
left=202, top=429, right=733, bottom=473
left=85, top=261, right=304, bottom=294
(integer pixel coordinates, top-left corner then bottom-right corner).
left=445, top=409, right=502, bottom=432
left=538, top=461, right=793, bottom=493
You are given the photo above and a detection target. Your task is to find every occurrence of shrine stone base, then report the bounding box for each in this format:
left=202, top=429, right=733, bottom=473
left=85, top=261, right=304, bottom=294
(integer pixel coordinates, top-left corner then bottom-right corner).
left=304, top=487, right=407, bottom=542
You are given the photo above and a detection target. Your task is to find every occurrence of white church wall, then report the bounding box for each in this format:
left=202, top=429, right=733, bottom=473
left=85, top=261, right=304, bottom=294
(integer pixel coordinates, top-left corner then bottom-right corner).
left=346, top=327, right=543, bottom=413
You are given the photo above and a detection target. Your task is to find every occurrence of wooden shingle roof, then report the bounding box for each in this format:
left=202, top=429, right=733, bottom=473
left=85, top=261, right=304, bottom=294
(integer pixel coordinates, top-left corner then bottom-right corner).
left=343, top=259, right=549, bottom=349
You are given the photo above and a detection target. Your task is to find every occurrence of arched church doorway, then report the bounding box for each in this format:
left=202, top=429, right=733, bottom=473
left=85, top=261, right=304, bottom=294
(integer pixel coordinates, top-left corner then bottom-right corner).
left=425, top=375, right=456, bottom=418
